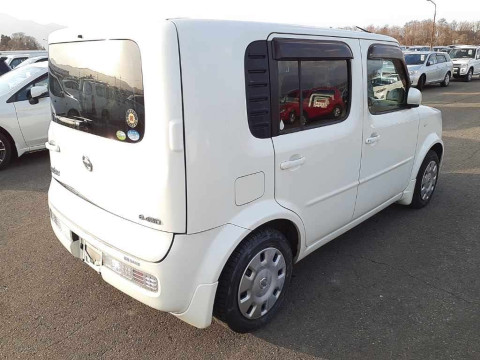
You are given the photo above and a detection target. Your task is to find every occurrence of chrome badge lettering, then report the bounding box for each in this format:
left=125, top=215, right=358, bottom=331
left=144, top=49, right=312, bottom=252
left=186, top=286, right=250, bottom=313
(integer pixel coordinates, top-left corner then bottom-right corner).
left=139, top=215, right=162, bottom=225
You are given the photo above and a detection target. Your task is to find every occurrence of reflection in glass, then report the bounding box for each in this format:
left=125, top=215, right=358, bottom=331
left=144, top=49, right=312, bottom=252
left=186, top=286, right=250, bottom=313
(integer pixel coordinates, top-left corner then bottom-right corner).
left=278, top=60, right=349, bottom=133
left=48, top=40, right=144, bottom=143
left=367, top=59, right=407, bottom=114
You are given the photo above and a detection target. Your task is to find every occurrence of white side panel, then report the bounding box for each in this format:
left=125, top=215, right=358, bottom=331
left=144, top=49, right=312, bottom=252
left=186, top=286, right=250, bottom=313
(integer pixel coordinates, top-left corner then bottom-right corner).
left=174, top=21, right=276, bottom=234
left=13, top=97, right=50, bottom=147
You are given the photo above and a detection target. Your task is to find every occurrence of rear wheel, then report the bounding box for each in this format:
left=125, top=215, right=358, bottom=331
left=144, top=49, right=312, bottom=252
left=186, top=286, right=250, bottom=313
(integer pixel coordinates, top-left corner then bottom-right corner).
left=214, top=228, right=293, bottom=333
left=0, top=132, right=13, bottom=171
left=417, top=75, right=426, bottom=91
left=464, top=68, right=473, bottom=82
left=441, top=72, right=450, bottom=87
left=288, top=111, right=296, bottom=124
left=410, top=150, right=440, bottom=209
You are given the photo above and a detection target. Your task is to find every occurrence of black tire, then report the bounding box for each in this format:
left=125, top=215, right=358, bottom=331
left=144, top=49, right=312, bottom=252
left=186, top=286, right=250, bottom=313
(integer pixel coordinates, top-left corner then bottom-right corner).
left=410, top=150, right=440, bottom=209
left=0, top=132, right=14, bottom=171
left=464, top=68, right=473, bottom=82
left=288, top=111, right=296, bottom=124
left=332, top=105, right=342, bottom=118
left=214, top=228, right=293, bottom=333
left=440, top=72, right=450, bottom=87
left=67, top=109, right=79, bottom=118
left=417, top=75, right=426, bottom=91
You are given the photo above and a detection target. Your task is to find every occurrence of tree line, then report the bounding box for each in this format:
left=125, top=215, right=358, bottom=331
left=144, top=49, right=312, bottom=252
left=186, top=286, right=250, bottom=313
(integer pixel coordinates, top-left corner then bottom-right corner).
left=348, top=19, right=480, bottom=46
left=0, top=33, right=44, bottom=51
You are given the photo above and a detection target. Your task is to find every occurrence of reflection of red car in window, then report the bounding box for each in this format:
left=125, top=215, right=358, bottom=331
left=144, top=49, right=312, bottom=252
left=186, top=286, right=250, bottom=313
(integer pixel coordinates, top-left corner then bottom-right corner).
left=280, top=87, right=345, bottom=124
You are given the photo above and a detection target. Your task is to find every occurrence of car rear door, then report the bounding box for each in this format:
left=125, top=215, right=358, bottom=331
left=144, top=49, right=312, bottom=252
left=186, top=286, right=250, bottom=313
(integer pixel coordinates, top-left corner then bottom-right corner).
left=47, top=36, right=186, bottom=234
left=270, top=35, right=363, bottom=247
left=354, top=42, right=419, bottom=218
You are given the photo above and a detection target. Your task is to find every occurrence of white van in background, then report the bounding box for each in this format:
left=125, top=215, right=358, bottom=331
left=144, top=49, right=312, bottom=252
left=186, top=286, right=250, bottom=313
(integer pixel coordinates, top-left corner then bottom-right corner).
left=47, top=20, right=443, bottom=333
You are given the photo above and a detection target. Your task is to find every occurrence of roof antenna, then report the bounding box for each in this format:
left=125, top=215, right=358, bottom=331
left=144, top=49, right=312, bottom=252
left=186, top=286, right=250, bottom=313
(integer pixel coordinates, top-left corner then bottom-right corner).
left=356, top=26, right=371, bottom=33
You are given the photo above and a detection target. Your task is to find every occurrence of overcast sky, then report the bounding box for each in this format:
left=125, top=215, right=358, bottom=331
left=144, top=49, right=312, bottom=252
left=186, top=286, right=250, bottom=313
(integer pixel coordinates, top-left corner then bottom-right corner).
left=2, top=0, right=479, bottom=28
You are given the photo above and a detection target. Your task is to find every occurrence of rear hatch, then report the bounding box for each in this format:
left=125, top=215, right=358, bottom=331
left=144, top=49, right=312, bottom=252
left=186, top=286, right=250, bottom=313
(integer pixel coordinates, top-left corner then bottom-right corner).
left=48, top=34, right=186, bottom=233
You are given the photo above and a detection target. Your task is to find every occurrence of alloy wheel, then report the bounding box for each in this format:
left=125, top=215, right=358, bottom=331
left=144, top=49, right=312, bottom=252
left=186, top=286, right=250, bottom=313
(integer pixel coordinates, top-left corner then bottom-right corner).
left=420, top=160, right=438, bottom=201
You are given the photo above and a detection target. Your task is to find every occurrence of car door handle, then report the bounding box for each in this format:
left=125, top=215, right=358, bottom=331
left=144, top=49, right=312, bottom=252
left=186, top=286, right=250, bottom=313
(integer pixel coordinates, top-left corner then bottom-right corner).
left=365, top=133, right=381, bottom=145
left=280, top=156, right=306, bottom=170
left=45, top=141, right=60, bottom=152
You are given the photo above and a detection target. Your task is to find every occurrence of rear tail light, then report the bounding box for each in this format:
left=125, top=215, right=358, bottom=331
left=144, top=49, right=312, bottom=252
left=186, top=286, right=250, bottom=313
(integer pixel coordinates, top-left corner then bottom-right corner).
left=103, top=254, right=158, bottom=292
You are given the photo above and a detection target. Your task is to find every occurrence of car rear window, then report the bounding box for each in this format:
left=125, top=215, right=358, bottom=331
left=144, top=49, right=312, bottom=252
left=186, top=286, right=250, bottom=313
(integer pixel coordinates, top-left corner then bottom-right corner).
left=48, top=40, right=145, bottom=143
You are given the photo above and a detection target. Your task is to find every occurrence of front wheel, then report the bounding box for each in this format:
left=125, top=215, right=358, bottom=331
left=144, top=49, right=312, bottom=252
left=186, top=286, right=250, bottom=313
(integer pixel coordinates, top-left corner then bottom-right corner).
left=410, top=150, right=440, bottom=209
left=214, top=228, right=293, bottom=333
left=441, top=72, right=450, bottom=87
left=0, top=132, right=14, bottom=171
left=464, top=68, right=473, bottom=82
left=417, top=75, right=426, bottom=91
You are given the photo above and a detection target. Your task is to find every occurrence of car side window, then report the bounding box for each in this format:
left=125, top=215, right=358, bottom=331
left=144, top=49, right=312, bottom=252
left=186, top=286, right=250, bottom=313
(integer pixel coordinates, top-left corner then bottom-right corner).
left=278, top=60, right=350, bottom=133
left=15, top=74, right=48, bottom=102
left=428, top=54, right=437, bottom=65
left=49, top=76, right=63, bottom=98
left=10, top=58, right=27, bottom=68
left=437, top=55, right=446, bottom=63
left=367, top=59, right=408, bottom=114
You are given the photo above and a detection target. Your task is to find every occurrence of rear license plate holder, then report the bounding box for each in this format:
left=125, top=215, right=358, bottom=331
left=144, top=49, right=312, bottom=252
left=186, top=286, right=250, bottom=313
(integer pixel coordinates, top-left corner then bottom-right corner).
left=82, top=240, right=102, bottom=272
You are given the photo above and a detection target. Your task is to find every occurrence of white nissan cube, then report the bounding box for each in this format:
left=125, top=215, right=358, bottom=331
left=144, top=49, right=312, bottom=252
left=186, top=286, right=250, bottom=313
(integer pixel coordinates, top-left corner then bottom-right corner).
left=47, top=20, right=443, bottom=333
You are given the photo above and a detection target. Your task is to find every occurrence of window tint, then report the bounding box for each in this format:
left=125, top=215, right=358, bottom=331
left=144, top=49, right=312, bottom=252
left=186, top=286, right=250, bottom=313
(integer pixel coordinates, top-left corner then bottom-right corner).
left=10, top=57, right=27, bottom=68
left=367, top=59, right=408, bottom=114
left=404, top=54, right=427, bottom=65
left=15, top=74, right=48, bottom=102
left=278, top=60, right=349, bottom=133
left=49, top=76, right=63, bottom=97
left=49, top=40, right=145, bottom=143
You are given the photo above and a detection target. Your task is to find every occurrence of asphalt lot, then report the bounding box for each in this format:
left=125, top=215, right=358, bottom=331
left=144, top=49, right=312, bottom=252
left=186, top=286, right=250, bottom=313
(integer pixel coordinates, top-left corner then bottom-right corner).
left=1, top=78, right=479, bottom=360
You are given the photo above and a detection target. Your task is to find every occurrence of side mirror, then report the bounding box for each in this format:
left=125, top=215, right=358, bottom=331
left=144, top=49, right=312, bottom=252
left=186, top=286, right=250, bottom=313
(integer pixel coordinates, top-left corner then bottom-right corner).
left=407, top=87, right=422, bottom=107
left=28, top=85, right=48, bottom=104
left=426, top=60, right=434, bottom=66
left=30, top=85, right=48, bottom=99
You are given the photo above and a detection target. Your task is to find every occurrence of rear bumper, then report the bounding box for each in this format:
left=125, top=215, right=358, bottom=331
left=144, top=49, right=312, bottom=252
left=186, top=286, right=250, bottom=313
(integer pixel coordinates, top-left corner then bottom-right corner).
left=48, top=180, right=249, bottom=328
left=49, top=203, right=221, bottom=328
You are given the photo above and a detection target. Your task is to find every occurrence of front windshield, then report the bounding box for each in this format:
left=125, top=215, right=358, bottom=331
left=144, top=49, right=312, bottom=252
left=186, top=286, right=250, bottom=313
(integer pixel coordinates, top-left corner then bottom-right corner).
left=449, top=48, right=476, bottom=59
left=405, top=54, right=427, bottom=65
left=0, top=65, right=44, bottom=98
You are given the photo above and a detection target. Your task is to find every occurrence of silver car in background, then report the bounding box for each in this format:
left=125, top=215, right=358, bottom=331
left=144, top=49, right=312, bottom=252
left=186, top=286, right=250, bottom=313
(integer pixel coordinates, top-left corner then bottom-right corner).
left=405, top=51, right=454, bottom=90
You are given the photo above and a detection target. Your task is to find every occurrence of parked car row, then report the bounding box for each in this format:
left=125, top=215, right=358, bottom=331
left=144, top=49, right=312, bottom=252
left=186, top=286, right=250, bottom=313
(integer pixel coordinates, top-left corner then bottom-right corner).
left=403, top=45, right=480, bottom=90
left=0, top=51, right=48, bottom=76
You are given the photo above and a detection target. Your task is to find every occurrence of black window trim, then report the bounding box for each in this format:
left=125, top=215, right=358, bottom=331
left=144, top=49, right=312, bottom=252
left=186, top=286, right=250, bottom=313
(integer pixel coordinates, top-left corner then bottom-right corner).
left=269, top=39, right=353, bottom=137
left=272, top=38, right=354, bottom=61
left=6, top=73, right=48, bottom=103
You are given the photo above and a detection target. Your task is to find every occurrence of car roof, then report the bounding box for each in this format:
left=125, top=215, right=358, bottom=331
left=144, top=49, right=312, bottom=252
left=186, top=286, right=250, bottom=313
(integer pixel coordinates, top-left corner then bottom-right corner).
left=453, top=45, right=479, bottom=48
left=49, top=19, right=398, bottom=44
left=404, top=51, right=433, bottom=55
left=23, top=62, right=48, bottom=69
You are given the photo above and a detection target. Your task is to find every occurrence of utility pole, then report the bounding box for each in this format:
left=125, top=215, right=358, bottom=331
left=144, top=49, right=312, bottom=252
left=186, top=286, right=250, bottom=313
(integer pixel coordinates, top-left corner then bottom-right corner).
left=427, top=0, right=437, bottom=49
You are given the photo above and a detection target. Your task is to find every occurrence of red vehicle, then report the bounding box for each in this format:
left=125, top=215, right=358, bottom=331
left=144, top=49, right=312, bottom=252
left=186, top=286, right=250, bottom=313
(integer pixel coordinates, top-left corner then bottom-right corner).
left=280, top=87, right=345, bottom=124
